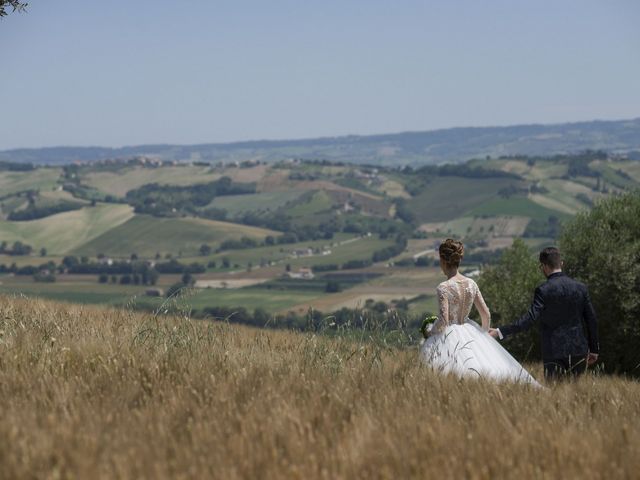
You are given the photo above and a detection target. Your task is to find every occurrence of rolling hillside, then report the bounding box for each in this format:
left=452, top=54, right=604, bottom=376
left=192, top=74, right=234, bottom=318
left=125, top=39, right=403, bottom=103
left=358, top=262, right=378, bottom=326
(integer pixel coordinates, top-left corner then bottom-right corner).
left=1, top=152, right=639, bottom=319
left=74, top=215, right=279, bottom=257
left=0, top=204, right=135, bottom=254
left=2, top=117, right=639, bottom=166
left=208, top=190, right=306, bottom=216
left=0, top=167, right=61, bottom=196
left=405, top=176, right=518, bottom=223
left=82, top=165, right=223, bottom=197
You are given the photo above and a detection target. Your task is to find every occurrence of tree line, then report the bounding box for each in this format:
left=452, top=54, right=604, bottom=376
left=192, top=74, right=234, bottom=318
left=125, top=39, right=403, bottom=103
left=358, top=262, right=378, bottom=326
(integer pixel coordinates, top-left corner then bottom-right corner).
left=125, top=177, right=256, bottom=216
left=478, top=190, right=640, bottom=376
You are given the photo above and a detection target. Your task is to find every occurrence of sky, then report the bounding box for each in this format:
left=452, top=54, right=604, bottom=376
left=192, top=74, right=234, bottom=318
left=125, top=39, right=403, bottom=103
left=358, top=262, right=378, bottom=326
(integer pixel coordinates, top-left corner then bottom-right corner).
left=1, top=0, right=639, bottom=150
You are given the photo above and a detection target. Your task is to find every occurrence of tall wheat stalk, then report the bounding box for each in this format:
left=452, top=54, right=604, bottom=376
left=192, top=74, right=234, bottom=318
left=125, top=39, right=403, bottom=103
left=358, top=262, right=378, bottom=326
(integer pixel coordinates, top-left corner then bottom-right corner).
left=0, top=295, right=638, bottom=479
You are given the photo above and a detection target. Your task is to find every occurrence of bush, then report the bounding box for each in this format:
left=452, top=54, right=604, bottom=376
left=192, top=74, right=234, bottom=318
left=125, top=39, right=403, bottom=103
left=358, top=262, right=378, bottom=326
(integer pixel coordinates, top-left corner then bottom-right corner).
left=414, top=257, right=430, bottom=267
left=155, top=259, right=205, bottom=274
left=477, top=239, right=545, bottom=361
left=8, top=201, right=83, bottom=221
left=523, top=216, right=562, bottom=238
left=218, top=236, right=259, bottom=252
left=394, top=198, right=415, bottom=224
left=560, top=191, right=640, bottom=375
left=311, top=264, right=339, bottom=272
left=126, top=176, right=256, bottom=216
left=371, top=235, right=407, bottom=263
left=1, top=241, right=33, bottom=256
left=341, top=259, right=372, bottom=270
left=253, top=307, right=271, bottom=325
left=15, top=265, right=39, bottom=275
left=33, top=272, right=56, bottom=283
left=181, top=272, right=195, bottom=286
left=325, top=281, right=342, bottom=293
left=372, top=301, right=388, bottom=313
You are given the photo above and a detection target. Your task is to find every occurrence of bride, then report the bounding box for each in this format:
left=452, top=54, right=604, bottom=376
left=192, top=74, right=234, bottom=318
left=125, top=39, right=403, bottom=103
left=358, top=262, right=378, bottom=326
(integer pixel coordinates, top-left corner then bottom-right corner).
left=420, top=239, right=538, bottom=385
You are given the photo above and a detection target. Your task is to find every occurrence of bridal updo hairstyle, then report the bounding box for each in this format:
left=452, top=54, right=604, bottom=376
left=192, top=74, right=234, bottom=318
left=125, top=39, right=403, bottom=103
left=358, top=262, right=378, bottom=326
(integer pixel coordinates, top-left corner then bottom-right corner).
left=439, top=238, right=464, bottom=268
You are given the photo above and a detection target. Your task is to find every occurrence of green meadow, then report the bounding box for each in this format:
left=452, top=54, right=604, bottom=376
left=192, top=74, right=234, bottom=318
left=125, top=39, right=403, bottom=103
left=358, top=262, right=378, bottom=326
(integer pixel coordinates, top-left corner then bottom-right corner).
left=0, top=168, right=62, bottom=196
left=467, top=197, right=572, bottom=221
left=287, top=190, right=335, bottom=217
left=74, top=215, right=278, bottom=258
left=81, top=165, right=223, bottom=197
left=0, top=276, right=321, bottom=313
left=1, top=154, right=638, bottom=320
left=207, top=190, right=306, bottom=215
left=0, top=280, right=142, bottom=305
left=0, top=204, right=135, bottom=254
left=288, top=236, right=396, bottom=267
left=182, top=234, right=355, bottom=267
left=407, top=176, right=517, bottom=223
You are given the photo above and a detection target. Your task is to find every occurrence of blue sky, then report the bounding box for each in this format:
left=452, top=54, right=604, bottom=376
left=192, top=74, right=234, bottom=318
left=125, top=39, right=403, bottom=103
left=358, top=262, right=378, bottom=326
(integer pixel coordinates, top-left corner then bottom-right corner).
left=1, top=0, right=639, bottom=149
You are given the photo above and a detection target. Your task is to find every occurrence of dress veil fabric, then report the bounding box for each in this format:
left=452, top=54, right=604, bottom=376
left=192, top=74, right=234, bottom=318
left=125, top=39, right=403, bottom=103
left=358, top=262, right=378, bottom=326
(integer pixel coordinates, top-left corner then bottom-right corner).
left=420, top=319, right=539, bottom=385
left=420, top=276, right=539, bottom=386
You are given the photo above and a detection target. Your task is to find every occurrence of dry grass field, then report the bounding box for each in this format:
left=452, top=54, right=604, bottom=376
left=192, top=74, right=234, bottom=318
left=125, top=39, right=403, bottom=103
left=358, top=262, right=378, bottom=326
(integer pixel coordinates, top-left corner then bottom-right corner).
left=1, top=295, right=639, bottom=479
left=82, top=166, right=223, bottom=197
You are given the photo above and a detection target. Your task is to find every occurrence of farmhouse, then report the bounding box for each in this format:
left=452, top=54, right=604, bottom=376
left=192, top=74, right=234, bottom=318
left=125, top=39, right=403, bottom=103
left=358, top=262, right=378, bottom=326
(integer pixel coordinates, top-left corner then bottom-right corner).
left=292, top=248, right=314, bottom=258
left=286, top=267, right=315, bottom=280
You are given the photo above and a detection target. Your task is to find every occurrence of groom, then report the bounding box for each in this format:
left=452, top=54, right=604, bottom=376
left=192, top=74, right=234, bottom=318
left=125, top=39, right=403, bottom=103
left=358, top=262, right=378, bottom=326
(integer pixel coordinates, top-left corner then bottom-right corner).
left=489, top=247, right=599, bottom=379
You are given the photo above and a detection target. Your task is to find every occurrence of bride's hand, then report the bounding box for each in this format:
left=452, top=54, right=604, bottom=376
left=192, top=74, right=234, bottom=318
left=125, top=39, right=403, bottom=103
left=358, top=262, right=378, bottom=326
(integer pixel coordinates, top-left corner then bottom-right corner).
left=488, top=328, right=500, bottom=339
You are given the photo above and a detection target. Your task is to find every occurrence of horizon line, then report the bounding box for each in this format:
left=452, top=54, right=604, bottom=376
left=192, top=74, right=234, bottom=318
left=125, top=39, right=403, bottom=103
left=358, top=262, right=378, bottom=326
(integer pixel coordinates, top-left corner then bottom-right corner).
left=2, top=115, right=639, bottom=152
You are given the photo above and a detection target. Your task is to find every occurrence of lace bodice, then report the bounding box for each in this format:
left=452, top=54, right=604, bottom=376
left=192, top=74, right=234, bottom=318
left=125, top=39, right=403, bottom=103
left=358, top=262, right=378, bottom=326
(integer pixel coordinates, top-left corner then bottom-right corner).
left=433, top=276, right=491, bottom=333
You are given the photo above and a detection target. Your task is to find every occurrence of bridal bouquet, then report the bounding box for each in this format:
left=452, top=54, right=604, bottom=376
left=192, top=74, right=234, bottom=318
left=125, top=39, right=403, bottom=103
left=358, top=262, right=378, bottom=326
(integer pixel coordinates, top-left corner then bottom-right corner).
left=420, top=315, right=438, bottom=338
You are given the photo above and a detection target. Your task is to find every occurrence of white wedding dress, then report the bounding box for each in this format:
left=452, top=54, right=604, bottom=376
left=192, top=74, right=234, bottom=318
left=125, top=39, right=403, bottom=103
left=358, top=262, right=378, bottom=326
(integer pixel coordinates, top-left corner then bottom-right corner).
left=420, top=275, right=539, bottom=385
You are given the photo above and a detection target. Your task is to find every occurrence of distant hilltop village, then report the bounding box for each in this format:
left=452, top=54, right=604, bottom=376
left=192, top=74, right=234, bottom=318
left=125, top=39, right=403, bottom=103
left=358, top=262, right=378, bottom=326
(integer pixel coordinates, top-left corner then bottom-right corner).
left=71, top=155, right=281, bottom=168
left=65, top=155, right=392, bottom=188
left=65, top=150, right=636, bottom=170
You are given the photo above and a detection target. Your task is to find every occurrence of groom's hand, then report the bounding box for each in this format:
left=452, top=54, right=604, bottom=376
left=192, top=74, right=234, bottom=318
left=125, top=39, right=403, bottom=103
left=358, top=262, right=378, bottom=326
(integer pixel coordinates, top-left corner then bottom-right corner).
left=587, top=352, right=599, bottom=366
left=488, top=328, right=499, bottom=339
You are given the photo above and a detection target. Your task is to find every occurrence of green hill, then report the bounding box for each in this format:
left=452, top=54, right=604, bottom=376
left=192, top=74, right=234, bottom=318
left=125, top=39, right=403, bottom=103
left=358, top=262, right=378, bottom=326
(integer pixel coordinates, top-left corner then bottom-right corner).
left=2, top=118, right=639, bottom=166
left=0, top=168, right=61, bottom=196
left=467, top=197, right=572, bottom=222
left=207, top=190, right=306, bottom=216
left=406, top=177, right=519, bottom=223
left=81, top=165, right=223, bottom=197
left=74, top=214, right=279, bottom=257
left=1, top=153, right=639, bottom=320
left=2, top=156, right=638, bottom=257
left=0, top=204, right=134, bottom=254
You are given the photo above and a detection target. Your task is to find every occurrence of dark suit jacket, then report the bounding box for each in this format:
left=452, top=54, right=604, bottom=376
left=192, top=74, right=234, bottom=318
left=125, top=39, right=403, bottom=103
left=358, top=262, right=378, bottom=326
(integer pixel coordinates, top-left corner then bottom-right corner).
left=499, top=272, right=599, bottom=361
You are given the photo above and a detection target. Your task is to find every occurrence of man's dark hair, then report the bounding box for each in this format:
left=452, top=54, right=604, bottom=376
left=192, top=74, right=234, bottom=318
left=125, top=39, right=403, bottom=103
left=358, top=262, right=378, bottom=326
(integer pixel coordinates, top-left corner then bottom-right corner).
left=539, top=247, right=562, bottom=269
